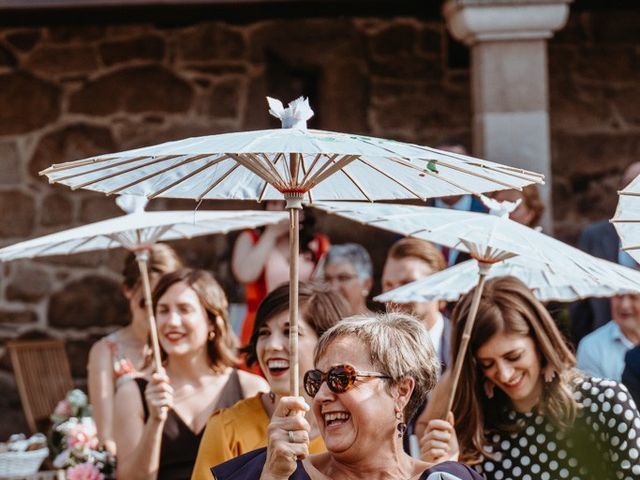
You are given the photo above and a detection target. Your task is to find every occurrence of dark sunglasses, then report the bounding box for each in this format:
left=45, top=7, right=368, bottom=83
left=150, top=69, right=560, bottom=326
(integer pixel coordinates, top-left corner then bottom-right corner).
left=303, top=364, right=391, bottom=397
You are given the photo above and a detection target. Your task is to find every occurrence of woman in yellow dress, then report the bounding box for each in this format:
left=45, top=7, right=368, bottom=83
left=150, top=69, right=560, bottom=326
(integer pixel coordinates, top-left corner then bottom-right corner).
left=191, top=282, right=349, bottom=479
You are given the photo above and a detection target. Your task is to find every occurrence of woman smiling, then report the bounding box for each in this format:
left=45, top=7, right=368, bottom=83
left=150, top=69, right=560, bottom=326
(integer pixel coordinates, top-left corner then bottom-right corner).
left=211, top=313, right=481, bottom=480
left=421, top=276, right=640, bottom=480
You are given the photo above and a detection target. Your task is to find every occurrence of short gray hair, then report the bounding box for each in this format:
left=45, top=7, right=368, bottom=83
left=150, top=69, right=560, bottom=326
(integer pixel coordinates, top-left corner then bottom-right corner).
left=314, top=312, right=439, bottom=422
left=325, top=243, right=373, bottom=281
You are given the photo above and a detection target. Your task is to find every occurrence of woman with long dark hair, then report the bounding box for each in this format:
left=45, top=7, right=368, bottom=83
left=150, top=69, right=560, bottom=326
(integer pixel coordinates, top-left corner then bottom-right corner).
left=421, top=276, right=640, bottom=479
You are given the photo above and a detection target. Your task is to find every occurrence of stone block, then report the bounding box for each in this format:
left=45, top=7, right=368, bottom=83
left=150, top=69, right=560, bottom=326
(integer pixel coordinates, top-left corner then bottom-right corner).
left=0, top=372, right=28, bottom=440
left=0, top=72, right=60, bottom=136
left=66, top=334, right=104, bottom=379
left=419, top=27, right=443, bottom=56
left=576, top=45, right=640, bottom=83
left=370, top=23, right=418, bottom=57
left=4, top=30, right=41, bottom=52
left=369, top=55, right=443, bottom=81
left=611, top=86, right=640, bottom=127
left=69, top=65, right=194, bottom=116
left=552, top=133, right=640, bottom=177
left=0, top=141, right=22, bottom=185
left=5, top=263, right=51, bottom=303
left=177, top=23, right=246, bottom=62
left=0, top=190, right=35, bottom=238
left=28, top=124, right=117, bottom=182
left=25, top=45, right=98, bottom=76
left=549, top=80, right=612, bottom=131
left=99, top=35, right=165, bottom=66
left=79, top=194, right=123, bottom=223
left=587, top=11, right=640, bottom=44
left=249, top=20, right=364, bottom=65
left=209, top=78, right=242, bottom=118
left=48, top=275, right=128, bottom=329
left=40, top=192, right=74, bottom=227
left=0, top=44, right=16, bottom=67
left=0, top=309, right=38, bottom=324
left=47, top=25, right=106, bottom=43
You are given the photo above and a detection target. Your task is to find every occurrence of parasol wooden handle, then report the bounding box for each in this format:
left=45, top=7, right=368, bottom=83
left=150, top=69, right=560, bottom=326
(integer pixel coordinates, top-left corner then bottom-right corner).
left=285, top=193, right=303, bottom=397
left=136, top=251, right=163, bottom=372
left=444, top=263, right=492, bottom=417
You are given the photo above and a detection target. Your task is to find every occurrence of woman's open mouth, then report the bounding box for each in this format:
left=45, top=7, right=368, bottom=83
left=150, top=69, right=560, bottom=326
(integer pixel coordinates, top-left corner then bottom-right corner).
left=266, top=358, right=289, bottom=377
left=323, top=411, right=351, bottom=429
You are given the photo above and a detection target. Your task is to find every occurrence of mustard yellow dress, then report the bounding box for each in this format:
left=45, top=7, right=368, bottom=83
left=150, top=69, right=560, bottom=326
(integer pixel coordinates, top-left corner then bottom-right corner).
left=191, top=394, right=326, bottom=480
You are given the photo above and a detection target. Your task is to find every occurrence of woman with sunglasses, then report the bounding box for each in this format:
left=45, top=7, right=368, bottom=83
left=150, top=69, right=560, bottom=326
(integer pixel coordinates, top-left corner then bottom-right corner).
left=211, top=313, right=482, bottom=480
left=87, top=243, right=182, bottom=455
left=421, top=276, right=640, bottom=480
left=113, top=269, right=267, bottom=480
left=191, top=282, right=349, bottom=479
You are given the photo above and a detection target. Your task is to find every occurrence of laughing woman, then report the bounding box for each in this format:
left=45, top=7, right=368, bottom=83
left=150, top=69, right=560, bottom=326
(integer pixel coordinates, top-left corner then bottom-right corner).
left=113, top=269, right=267, bottom=480
left=421, top=276, right=640, bottom=480
left=191, top=282, right=349, bottom=480
left=211, top=313, right=482, bottom=480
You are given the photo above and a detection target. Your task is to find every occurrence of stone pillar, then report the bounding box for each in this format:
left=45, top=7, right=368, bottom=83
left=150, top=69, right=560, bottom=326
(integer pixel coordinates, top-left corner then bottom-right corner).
left=443, top=0, right=572, bottom=232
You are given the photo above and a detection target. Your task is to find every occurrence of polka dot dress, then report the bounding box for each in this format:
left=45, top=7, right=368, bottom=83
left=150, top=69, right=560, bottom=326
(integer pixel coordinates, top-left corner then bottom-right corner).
left=473, top=377, right=640, bottom=480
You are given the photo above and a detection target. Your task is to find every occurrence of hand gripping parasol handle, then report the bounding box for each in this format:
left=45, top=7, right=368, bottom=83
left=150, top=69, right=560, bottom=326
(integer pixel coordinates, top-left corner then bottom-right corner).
left=136, top=250, right=163, bottom=372
left=444, top=262, right=492, bottom=417
left=286, top=193, right=303, bottom=397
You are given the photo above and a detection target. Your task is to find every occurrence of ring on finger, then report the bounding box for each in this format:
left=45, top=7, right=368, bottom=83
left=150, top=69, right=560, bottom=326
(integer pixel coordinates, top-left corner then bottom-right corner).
left=288, top=431, right=295, bottom=443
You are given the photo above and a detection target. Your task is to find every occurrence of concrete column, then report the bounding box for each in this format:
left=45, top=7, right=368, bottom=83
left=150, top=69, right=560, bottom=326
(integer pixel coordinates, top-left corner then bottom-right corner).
left=443, top=0, right=572, bottom=232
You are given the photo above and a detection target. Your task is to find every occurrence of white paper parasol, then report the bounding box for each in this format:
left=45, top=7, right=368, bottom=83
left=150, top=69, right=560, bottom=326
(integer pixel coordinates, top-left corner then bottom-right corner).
left=313, top=198, right=638, bottom=415
left=0, top=195, right=287, bottom=371
left=612, top=174, right=640, bottom=264
left=40, top=97, right=543, bottom=395
left=374, top=256, right=640, bottom=304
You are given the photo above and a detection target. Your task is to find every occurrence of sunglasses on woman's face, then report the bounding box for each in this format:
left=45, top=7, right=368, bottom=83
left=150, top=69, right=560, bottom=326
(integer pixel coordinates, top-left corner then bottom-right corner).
left=303, top=364, right=391, bottom=397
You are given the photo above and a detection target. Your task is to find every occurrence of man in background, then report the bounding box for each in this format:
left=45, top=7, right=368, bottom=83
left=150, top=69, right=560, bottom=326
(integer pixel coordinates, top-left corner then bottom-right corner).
left=570, top=162, right=640, bottom=343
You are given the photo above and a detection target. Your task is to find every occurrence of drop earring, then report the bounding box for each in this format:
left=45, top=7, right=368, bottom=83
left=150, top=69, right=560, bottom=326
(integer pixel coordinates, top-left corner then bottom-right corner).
left=395, top=411, right=406, bottom=438
left=208, top=330, right=215, bottom=341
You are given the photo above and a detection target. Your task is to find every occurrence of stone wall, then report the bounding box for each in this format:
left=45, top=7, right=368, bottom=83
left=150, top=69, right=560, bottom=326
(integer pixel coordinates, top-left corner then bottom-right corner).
left=0, top=6, right=638, bottom=436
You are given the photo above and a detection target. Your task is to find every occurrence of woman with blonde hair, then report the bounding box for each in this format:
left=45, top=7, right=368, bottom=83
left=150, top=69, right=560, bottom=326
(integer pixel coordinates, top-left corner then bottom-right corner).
left=421, top=276, right=640, bottom=479
left=211, top=313, right=481, bottom=480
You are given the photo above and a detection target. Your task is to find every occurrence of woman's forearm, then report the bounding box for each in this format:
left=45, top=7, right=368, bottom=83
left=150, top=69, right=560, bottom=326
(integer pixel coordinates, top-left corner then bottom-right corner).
left=117, top=417, right=165, bottom=480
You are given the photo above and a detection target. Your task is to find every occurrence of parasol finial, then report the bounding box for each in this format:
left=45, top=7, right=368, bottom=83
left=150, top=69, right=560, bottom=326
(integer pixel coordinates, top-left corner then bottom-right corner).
left=480, top=194, right=521, bottom=218
left=116, top=194, right=148, bottom=214
left=267, top=96, right=314, bottom=130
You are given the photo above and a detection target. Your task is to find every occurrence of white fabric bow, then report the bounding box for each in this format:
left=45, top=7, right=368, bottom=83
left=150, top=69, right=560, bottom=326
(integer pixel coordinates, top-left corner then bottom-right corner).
left=480, top=194, right=521, bottom=218
left=267, top=96, right=314, bottom=129
left=116, top=194, right=148, bottom=214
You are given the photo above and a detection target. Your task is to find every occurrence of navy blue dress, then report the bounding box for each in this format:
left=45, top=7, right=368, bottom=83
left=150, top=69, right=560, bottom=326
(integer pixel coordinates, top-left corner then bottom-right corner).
left=211, top=447, right=482, bottom=480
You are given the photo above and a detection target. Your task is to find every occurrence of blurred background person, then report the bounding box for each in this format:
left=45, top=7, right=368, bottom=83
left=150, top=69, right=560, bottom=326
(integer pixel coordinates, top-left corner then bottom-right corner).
left=212, top=313, right=481, bottom=480
left=382, top=238, right=449, bottom=369
left=191, top=282, right=348, bottom=479
left=570, top=162, right=640, bottom=344
left=114, top=269, right=267, bottom=480
left=321, top=243, right=373, bottom=316
left=381, top=237, right=448, bottom=456
left=577, top=293, right=640, bottom=381
left=421, top=276, right=640, bottom=479
left=491, top=184, right=545, bottom=229
left=232, top=201, right=330, bottom=347
left=622, top=345, right=640, bottom=406
left=87, top=243, right=182, bottom=455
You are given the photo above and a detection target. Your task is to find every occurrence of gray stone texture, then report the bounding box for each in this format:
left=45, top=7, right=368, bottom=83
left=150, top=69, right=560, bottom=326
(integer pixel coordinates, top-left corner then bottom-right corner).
left=0, top=7, right=636, bottom=434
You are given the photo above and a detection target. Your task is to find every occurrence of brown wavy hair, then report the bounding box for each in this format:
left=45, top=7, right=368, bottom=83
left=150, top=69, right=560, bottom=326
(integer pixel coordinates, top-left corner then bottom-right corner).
left=243, top=281, right=349, bottom=367
left=122, top=243, right=182, bottom=291
left=451, top=276, right=580, bottom=464
left=152, top=268, right=239, bottom=373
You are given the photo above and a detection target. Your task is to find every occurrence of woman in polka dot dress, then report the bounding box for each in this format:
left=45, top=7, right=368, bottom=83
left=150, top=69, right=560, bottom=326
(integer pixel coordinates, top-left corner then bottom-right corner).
left=421, top=276, right=640, bottom=480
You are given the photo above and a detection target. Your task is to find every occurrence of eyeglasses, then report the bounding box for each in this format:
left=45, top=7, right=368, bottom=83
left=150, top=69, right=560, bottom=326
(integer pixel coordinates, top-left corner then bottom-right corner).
left=303, top=364, right=391, bottom=397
